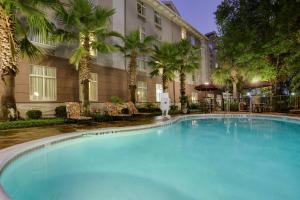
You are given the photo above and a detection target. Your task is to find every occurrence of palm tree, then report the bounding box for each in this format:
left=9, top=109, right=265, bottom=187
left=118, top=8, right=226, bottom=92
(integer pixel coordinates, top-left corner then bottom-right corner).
left=176, top=39, right=201, bottom=111
left=118, top=30, right=155, bottom=104
left=149, top=43, right=178, bottom=92
left=211, top=67, right=232, bottom=90
left=57, top=0, right=119, bottom=115
left=0, top=0, right=61, bottom=120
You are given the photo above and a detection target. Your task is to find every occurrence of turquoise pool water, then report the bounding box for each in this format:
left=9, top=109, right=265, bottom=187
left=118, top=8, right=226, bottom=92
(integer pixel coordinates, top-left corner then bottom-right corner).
left=1, top=117, right=300, bottom=200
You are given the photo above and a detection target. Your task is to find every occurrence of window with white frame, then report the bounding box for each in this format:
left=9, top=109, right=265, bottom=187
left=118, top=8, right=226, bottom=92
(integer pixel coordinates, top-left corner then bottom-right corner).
left=29, top=65, right=57, bottom=101
left=137, top=81, right=147, bottom=102
left=191, top=92, right=198, bottom=103
left=181, top=28, right=187, bottom=39
left=137, top=0, right=145, bottom=17
left=154, top=11, right=162, bottom=26
left=156, top=84, right=163, bottom=102
left=139, top=26, right=146, bottom=41
left=80, top=73, right=98, bottom=102
left=137, top=57, right=147, bottom=72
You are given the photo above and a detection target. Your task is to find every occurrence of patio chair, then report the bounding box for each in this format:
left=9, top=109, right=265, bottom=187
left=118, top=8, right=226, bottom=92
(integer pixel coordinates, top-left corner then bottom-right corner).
left=105, top=102, right=132, bottom=119
left=239, top=102, right=249, bottom=112
left=65, top=102, right=92, bottom=122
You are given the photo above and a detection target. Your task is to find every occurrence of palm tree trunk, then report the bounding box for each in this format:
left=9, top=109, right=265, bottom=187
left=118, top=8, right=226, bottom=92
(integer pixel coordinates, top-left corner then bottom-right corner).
left=180, top=71, right=186, bottom=97
left=0, top=71, right=18, bottom=120
left=0, top=6, right=19, bottom=120
left=232, top=81, right=238, bottom=99
left=162, top=70, right=168, bottom=92
left=129, top=51, right=137, bottom=103
left=179, top=71, right=187, bottom=112
left=79, top=36, right=91, bottom=116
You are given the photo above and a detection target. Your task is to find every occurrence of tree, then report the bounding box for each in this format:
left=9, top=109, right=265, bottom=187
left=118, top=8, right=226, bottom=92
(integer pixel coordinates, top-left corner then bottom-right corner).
left=215, top=0, right=300, bottom=95
left=118, top=30, right=155, bottom=104
left=176, top=39, right=200, bottom=112
left=211, top=67, right=231, bottom=90
left=0, top=0, right=61, bottom=120
left=57, top=0, right=119, bottom=115
left=149, top=43, right=178, bottom=92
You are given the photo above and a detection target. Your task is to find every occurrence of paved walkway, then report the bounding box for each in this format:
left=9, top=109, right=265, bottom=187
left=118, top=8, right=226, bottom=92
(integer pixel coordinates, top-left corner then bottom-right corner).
left=0, top=117, right=156, bottom=150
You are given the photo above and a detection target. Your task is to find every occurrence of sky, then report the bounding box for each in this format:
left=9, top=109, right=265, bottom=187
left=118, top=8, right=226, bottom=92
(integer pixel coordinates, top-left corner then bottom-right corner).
left=169, top=0, right=223, bottom=34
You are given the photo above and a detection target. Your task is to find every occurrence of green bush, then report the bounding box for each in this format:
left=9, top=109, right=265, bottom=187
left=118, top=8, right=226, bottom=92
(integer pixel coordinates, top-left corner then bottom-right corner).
left=26, top=110, right=42, bottom=119
left=91, top=114, right=113, bottom=122
left=121, top=107, right=130, bottom=114
left=169, top=105, right=181, bottom=115
left=229, top=102, right=239, bottom=112
left=110, top=96, right=123, bottom=104
left=55, top=106, right=67, bottom=118
left=0, top=118, right=65, bottom=130
left=137, top=106, right=161, bottom=113
left=190, top=103, right=201, bottom=110
left=170, top=105, right=178, bottom=111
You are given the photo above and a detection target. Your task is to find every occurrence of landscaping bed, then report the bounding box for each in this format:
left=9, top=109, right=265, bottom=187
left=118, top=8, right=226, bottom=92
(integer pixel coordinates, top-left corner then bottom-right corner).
left=0, top=118, right=65, bottom=130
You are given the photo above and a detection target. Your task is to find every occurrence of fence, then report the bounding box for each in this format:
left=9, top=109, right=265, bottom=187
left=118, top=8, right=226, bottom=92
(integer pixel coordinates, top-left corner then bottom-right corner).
left=192, top=95, right=300, bottom=113
left=134, top=95, right=300, bottom=114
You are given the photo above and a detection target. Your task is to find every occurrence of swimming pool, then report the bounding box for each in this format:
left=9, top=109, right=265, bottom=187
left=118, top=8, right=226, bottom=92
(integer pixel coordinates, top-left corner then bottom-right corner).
left=1, top=115, right=300, bottom=200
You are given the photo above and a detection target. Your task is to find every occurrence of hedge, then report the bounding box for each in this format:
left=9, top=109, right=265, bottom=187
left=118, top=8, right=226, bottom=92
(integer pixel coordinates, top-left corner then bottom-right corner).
left=0, top=118, right=65, bottom=130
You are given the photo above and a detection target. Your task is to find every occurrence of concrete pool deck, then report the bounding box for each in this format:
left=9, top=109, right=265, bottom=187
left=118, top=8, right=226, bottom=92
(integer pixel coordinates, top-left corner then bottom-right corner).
left=0, top=113, right=300, bottom=200
left=0, top=117, right=158, bottom=150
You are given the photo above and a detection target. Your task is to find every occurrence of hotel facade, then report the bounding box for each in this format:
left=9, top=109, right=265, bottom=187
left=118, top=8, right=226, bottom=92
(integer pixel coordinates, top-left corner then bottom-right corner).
left=3, top=0, right=214, bottom=117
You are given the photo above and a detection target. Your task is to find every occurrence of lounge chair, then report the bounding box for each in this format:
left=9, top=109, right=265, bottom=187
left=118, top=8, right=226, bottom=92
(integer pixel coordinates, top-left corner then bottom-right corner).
left=65, top=102, right=92, bottom=123
left=105, top=102, right=132, bottom=119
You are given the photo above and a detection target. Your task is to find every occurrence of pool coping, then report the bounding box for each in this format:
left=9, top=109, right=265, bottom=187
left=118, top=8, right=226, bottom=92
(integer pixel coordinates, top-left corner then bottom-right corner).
left=1, top=113, right=300, bottom=199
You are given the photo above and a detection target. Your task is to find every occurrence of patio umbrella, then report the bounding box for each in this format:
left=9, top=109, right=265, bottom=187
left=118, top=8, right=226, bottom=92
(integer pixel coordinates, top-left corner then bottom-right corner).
left=194, top=84, right=220, bottom=91
left=243, top=81, right=272, bottom=89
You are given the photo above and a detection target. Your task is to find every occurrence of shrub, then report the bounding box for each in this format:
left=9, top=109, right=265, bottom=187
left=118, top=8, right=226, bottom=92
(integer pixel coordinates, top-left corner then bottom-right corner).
left=190, top=103, right=201, bottom=110
left=0, top=118, right=64, bottom=130
left=137, top=104, right=161, bottom=113
left=91, top=113, right=113, bottom=122
left=26, top=110, right=42, bottom=119
left=169, top=105, right=181, bottom=115
left=121, top=108, right=130, bottom=114
left=170, top=105, right=178, bottom=111
left=229, top=102, right=239, bottom=112
left=55, top=106, right=67, bottom=118
left=110, top=96, right=123, bottom=104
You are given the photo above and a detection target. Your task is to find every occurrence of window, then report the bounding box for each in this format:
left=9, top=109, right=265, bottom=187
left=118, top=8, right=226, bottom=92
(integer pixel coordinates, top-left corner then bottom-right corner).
left=137, top=1, right=145, bottom=18
left=80, top=73, right=98, bottom=102
left=154, top=11, right=162, bottom=27
left=137, top=57, right=147, bottom=72
left=29, top=30, right=55, bottom=47
left=29, top=65, right=57, bottom=101
left=181, top=28, right=187, bottom=39
left=137, top=81, right=147, bottom=102
left=189, top=36, right=196, bottom=46
left=191, top=92, right=198, bottom=103
left=156, top=84, right=163, bottom=102
left=139, top=26, right=146, bottom=41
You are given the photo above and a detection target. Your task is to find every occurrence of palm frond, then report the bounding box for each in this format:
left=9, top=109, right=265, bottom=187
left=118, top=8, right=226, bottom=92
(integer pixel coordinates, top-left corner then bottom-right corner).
left=70, top=47, right=89, bottom=69
left=19, top=37, right=43, bottom=59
